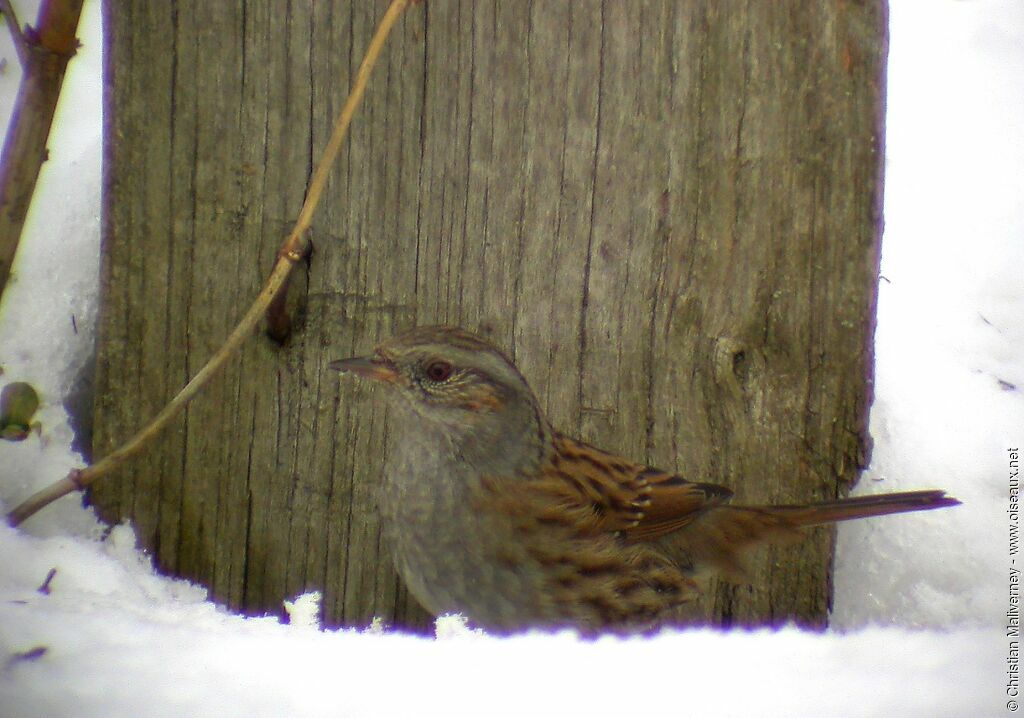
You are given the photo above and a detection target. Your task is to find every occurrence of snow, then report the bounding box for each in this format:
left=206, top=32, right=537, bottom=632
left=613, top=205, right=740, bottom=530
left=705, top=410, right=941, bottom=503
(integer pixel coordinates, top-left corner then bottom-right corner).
left=0, top=0, right=1019, bottom=715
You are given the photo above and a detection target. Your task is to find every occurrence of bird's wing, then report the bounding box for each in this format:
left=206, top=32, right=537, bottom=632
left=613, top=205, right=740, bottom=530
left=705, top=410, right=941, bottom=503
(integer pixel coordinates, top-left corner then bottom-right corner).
left=543, top=434, right=734, bottom=540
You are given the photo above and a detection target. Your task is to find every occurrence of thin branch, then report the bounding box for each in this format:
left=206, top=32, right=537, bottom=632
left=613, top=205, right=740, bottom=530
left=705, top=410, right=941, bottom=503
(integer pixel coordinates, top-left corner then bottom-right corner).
left=7, top=0, right=415, bottom=528
left=278, top=1, right=409, bottom=259
left=0, top=0, right=85, bottom=302
left=0, top=0, right=28, bottom=68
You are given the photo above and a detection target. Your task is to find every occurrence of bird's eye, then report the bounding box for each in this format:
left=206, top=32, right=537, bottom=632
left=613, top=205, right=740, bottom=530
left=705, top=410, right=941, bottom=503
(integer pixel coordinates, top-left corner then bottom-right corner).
left=424, top=360, right=453, bottom=382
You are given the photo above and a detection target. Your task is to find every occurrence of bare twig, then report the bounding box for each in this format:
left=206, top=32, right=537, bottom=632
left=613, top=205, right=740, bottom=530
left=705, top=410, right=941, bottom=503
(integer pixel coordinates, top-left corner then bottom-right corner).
left=0, top=0, right=28, bottom=67
left=7, top=0, right=415, bottom=528
left=0, top=0, right=85, bottom=302
left=36, top=567, right=57, bottom=594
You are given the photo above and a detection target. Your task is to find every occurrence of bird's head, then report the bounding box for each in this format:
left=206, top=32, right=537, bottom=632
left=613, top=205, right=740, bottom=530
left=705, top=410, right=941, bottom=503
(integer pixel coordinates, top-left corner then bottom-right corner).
left=331, top=326, right=543, bottom=443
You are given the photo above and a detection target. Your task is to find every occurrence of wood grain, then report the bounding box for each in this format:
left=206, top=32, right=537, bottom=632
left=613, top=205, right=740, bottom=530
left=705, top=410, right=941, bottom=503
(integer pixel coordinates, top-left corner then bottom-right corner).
left=94, top=1, right=886, bottom=630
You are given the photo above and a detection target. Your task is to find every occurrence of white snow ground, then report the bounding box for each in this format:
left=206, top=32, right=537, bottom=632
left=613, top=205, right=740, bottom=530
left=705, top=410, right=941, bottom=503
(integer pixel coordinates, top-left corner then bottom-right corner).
left=0, top=1, right=1020, bottom=716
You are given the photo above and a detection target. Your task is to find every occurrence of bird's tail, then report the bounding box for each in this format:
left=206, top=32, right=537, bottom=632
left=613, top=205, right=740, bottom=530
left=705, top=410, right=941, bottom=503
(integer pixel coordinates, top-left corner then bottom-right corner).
left=670, top=490, right=960, bottom=583
left=759, top=489, right=961, bottom=528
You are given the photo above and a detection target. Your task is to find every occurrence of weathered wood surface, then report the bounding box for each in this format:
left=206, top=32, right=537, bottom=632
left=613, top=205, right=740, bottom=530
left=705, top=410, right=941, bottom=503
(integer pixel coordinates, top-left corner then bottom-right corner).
left=94, top=1, right=886, bottom=630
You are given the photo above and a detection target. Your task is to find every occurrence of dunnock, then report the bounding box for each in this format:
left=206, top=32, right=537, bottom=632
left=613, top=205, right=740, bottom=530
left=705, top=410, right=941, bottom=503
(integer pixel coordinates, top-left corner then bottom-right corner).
left=331, top=326, right=958, bottom=633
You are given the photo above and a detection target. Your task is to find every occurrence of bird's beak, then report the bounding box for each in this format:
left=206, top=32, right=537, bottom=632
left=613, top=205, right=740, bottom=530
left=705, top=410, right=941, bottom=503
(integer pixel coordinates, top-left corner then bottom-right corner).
left=329, top=355, right=400, bottom=384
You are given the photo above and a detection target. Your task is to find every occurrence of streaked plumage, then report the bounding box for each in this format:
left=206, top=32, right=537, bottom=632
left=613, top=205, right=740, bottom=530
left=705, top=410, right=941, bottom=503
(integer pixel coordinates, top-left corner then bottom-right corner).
left=332, top=326, right=959, bottom=633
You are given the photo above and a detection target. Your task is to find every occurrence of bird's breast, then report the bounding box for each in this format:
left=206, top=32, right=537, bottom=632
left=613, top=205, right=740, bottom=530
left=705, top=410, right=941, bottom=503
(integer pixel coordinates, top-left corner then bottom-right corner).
left=378, top=426, right=553, bottom=628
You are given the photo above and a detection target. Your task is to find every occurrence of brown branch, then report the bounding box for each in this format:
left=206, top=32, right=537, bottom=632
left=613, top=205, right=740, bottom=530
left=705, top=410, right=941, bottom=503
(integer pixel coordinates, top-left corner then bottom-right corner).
left=0, top=0, right=84, bottom=303
left=6, top=0, right=415, bottom=528
left=0, top=0, right=28, bottom=67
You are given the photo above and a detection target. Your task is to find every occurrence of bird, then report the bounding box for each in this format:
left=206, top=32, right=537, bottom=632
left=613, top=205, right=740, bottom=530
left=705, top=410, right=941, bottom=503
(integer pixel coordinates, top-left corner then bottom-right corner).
left=330, top=325, right=960, bottom=634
